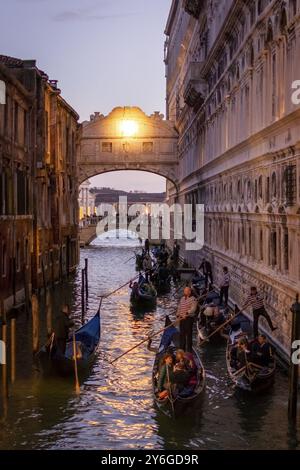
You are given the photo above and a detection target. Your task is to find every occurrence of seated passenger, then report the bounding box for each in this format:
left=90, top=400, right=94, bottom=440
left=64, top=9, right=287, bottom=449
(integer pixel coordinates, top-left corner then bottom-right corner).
left=157, top=353, right=175, bottom=396
left=236, top=339, right=251, bottom=369
left=173, top=350, right=192, bottom=391
left=251, top=334, right=273, bottom=367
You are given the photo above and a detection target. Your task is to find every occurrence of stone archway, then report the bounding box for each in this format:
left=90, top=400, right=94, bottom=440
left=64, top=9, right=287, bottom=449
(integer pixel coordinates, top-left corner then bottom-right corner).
left=78, top=106, right=179, bottom=192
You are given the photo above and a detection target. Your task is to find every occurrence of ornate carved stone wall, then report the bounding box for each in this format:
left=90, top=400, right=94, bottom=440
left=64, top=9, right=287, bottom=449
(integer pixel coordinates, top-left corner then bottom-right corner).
left=165, top=0, right=300, bottom=356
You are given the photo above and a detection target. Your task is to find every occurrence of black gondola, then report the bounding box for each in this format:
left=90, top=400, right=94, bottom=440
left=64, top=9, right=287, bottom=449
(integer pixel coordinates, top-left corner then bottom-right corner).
left=152, top=316, right=206, bottom=417
left=130, top=276, right=157, bottom=308
left=226, top=327, right=276, bottom=393
left=37, top=309, right=101, bottom=377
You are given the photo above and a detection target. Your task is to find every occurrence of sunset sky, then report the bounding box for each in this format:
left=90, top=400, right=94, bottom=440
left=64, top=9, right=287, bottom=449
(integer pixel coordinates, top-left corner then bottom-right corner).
left=1, top=0, right=172, bottom=192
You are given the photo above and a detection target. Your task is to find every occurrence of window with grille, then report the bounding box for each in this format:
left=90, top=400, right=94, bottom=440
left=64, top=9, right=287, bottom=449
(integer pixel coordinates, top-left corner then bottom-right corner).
left=285, top=165, right=296, bottom=206
left=143, top=142, right=154, bottom=154
left=102, top=142, right=112, bottom=153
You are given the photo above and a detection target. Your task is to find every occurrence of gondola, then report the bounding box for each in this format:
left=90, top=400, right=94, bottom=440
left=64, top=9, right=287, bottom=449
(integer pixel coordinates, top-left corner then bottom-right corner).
left=226, top=326, right=276, bottom=393
left=37, top=309, right=101, bottom=377
left=152, top=316, right=206, bottom=417
left=197, top=304, right=230, bottom=345
left=130, top=276, right=157, bottom=308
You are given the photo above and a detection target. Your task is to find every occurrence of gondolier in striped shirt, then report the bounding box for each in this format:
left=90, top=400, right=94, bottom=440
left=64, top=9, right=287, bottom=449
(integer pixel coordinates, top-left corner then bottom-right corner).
left=176, top=287, right=198, bottom=352
left=243, top=286, right=277, bottom=338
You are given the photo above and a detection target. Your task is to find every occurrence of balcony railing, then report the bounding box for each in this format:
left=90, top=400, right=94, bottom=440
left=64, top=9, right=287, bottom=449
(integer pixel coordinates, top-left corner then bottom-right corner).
left=183, top=0, right=204, bottom=19
left=183, top=62, right=207, bottom=111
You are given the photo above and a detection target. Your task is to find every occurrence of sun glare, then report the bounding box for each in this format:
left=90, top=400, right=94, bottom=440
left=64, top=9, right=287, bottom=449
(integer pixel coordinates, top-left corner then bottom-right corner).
left=120, top=120, right=138, bottom=138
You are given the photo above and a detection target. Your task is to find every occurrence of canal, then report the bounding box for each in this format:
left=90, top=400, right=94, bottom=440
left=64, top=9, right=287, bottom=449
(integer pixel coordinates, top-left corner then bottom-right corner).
left=0, top=234, right=299, bottom=450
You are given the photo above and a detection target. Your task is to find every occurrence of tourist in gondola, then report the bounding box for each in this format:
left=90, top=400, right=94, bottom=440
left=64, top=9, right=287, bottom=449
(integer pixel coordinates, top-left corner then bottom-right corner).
left=199, top=258, right=213, bottom=288
left=157, top=353, right=175, bottom=398
left=173, top=350, right=192, bottom=390
left=231, top=338, right=251, bottom=370
left=251, top=334, right=273, bottom=367
left=220, top=266, right=230, bottom=306
left=54, top=304, right=74, bottom=354
left=176, top=287, right=198, bottom=352
left=242, top=286, right=277, bottom=338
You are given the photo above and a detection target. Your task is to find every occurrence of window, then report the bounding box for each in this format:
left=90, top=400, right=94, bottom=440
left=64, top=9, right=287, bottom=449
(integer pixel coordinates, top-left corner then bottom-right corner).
left=17, top=169, right=27, bottom=215
left=258, top=176, right=263, bottom=199
left=284, top=231, right=289, bottom=271
left=102, top=142, right=112, bottom=153
left=2, top=244, right=7, bottom=277
left=250, top=3, right=256, bottom=25
left=266, top=177, right=270, bottom=203
left=290, top=0, right=297, bottom=17
left=14, top=101, right=19, bottom=143
left=271, top=172, right=277, bottom=199
left=260, top=230, right=264, bottom=261
left=16, top=241, right=21, bottom=272
left=270, top=231, right=277, bottom=267
left=143, top=142, right=154, bottom=154
left=24, top=238, right=29, bottom=268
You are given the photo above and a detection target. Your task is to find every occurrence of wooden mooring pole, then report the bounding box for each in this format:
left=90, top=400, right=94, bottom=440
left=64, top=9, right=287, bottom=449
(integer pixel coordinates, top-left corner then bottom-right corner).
left=81, top=269, right=85, bottom=324
left=85, top=258, right=89, bottom=300
left=288, top=294, right=300, bottom=423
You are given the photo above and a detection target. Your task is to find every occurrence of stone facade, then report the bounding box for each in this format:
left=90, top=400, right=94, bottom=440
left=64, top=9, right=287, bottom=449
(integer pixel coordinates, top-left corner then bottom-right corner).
left=0, top=63, right=33, bottom=313
left=0, top=56, right=80, bottom=309
left=165, top=0, right=300, bottom=356
left=78, top=107, right=179, bottom=188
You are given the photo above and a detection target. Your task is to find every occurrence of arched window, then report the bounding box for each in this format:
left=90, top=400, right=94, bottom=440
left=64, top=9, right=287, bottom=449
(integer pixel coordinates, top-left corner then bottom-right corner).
left=270, top=231, right=277, bottom=267
left=280, top=7, right=288, bottom=33
left=266, top=177, right=270, bottom=203
left=271, top=172, right=277, bottom=198
left=267, top=19, right=274, bottom=43
left=290, top=0, right=297, bottom=17
left=260, top=229, right=264, bottom=261
left=258, top=176, right=263, bottom=199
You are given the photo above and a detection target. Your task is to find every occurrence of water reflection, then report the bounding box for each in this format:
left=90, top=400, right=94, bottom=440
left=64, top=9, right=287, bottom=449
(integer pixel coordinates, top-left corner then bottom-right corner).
left=0, top=233, right=299, bottom=449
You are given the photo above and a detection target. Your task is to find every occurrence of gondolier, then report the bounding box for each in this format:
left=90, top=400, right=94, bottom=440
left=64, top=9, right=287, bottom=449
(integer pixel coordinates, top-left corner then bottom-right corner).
left=54, top=305, right=74, bottom=354
left=176, top=287, right=198, bottom=352
left=220, top=266, right=230, bottom=306
left=242, top=286, right=277, bottom=338
left=199, top=258, right=213, bottom=288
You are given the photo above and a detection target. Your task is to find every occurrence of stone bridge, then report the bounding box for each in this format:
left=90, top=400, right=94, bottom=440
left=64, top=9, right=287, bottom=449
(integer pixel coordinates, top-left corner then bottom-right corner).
left=78, top=107, right=179, bottom=190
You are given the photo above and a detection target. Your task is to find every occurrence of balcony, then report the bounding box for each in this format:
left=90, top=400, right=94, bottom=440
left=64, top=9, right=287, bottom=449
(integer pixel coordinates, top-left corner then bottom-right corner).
left=183, top=62, right=207, bottom=111
left=183, top=0, right=204, bottom=19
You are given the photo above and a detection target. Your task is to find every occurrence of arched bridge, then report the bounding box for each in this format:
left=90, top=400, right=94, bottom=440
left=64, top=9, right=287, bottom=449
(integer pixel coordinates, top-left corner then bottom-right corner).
left=78, top=107, right=179, bottom=189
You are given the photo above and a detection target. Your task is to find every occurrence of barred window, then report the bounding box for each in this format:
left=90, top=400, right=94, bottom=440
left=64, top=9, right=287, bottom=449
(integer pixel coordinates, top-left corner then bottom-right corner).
left=102, top=142, right=112, bottom=153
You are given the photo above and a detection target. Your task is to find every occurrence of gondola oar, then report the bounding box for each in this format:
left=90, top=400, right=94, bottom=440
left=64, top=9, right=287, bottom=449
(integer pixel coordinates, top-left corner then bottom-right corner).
left=73, top=333, right=80, bottom=395
left=99, top=275, right=139, bottom=299
left=110, top=291, right=210, bottom=365
left=109, top=318, right=180, bottom=365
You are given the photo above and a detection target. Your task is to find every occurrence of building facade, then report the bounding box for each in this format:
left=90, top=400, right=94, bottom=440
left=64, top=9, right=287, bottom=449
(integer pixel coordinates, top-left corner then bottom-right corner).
left=165, top=0, right=300, bottom=356
left=0, top=63, right=33, bottom=313
left=0, top=55, right=80, bottom=310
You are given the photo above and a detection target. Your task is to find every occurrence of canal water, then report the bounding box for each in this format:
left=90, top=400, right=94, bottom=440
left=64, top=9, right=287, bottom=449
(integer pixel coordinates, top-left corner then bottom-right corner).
left=0, top=233, right=299, bottom=450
